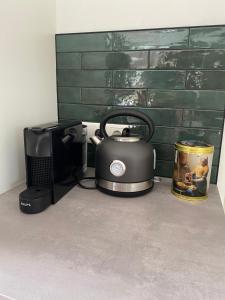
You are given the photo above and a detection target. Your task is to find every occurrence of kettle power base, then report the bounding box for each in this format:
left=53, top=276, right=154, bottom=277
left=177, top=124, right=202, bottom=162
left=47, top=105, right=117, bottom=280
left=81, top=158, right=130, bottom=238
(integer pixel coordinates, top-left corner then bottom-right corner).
left=96, top=179, right=154, bottom=197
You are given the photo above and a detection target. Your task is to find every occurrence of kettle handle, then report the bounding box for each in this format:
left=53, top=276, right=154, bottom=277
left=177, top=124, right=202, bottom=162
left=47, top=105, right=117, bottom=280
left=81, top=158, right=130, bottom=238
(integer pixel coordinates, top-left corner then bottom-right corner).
left=100, top=109, right=155, bottom=142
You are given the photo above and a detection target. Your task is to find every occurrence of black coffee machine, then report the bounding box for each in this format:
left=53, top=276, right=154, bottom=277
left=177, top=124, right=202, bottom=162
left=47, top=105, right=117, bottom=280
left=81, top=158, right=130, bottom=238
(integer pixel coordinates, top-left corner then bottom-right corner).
left=19, top=121, right=87, bottom=213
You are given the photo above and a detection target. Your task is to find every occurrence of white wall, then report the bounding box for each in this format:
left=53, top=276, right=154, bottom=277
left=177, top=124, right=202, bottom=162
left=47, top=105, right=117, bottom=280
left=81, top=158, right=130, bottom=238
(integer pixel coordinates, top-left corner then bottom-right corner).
left=56, top=0, right=225, bottom=33
left=0, top=0, right=57, bottom=194
left=217, top=125, right=225, bottom=208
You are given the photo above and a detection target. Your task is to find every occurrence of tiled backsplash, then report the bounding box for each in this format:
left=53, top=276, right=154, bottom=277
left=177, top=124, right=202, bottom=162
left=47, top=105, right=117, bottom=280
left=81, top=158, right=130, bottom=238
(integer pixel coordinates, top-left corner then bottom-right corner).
left=56, top=26, right=225, bottom=183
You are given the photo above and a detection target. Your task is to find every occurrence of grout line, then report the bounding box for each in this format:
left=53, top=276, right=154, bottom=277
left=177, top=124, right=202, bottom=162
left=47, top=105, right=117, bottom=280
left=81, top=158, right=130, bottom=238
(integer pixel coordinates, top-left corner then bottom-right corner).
left=111, top=70, right=114, bottom=88
left=111, top=32, right=115, bottom=51
left=57, top=102, right=224, bottom=112
left=80, top=52, right=83, bottom=69
left=56, top=86, right=225, bottom=93
left=184, top=69, right=188, bottom=89
left=55, top=24, right=225, bottom=36
left=57, top=99, right=225, bottom=112
left=55, top=48, right=225, bottom=54
left=54, top=35, right=60, bottom=121
left=187, top=27, right=191, bottom=48
left=80, top=87, right=83, bottom=103
left=56, top=67, right=225, bottom=72
left=57, top=85, right=225, bottom=91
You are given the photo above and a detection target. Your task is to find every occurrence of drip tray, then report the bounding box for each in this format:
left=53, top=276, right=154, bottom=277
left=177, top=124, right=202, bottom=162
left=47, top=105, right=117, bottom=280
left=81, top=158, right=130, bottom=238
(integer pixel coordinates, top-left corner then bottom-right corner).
left=19, top=187, right=51, bottom=214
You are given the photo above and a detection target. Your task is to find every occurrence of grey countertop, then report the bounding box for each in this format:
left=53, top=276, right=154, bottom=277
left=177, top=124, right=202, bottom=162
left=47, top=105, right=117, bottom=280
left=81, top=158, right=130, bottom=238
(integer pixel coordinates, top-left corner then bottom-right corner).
left=0, top=177, right=225, bottom=300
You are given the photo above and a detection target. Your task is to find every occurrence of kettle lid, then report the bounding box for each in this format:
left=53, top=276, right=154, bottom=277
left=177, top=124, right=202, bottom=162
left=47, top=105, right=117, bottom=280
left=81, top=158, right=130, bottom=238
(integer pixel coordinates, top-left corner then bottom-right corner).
left=110, top=136, right=141, bottom=142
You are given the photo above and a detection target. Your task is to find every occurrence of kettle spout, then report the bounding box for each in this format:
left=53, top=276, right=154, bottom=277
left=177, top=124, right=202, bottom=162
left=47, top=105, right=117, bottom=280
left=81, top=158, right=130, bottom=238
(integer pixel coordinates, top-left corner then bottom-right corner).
left=90, top=135, right=102, bottom=145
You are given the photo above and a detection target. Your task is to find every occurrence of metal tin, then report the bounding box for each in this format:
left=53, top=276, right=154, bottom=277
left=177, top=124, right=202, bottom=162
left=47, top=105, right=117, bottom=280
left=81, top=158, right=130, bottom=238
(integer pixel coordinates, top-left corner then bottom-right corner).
left=172, top=140, right=214, bottom=201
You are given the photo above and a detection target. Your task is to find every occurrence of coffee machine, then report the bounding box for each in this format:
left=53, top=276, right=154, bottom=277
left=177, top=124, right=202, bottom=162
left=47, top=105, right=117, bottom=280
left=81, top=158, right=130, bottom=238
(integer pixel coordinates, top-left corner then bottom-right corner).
left=19, top=121, right=87, bottom=213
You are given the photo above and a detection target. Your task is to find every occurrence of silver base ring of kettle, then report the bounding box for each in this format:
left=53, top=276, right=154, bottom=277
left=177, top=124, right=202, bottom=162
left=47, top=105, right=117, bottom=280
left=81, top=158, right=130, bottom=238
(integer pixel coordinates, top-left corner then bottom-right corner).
left=97, top=179, right=153, bottom=193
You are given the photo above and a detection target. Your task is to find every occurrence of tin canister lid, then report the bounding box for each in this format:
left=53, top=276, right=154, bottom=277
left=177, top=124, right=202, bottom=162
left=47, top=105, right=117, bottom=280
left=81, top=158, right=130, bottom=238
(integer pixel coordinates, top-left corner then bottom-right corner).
left=175, top=140, right=214, bottom=154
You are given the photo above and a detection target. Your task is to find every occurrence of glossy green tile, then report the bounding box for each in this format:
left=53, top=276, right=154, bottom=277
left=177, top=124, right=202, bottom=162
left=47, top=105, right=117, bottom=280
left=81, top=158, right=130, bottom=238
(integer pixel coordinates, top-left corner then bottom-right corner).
left=58, top=104, right=113, bottom=122
left=113, top=90, right=148, bottom=107
left=105, top=108, right=182, bottom=127
left=87, top=144, right=96, bottom=167
left=82, top=88, right=113, bottom=105
left=147, top=90, right=225, bottom=110
left=150, top=50, right=187, bottom=69
left=123, top=125, right=148, bottom=136
left=153, top=143, right=175, bottom=161
left=57, top=70, right=112, bottom=87
left=113, top=29, right=189, bottom=50
left=178, top=127, right=222, bottom=148
left=87, top=151, right=96, bottom=167
left=88, top=143, right=96, bottom=153
left=82, top=51, right=148, bottom=69
left=213, top=148, right=220, bottom=166
left=56, top=33, right=112, bottom=52
left=151, top=126, right=179, bottom=144
left=155, top=160, right=174, bottom=178
left=186, top=71, right=225, bottom=90
left=210, top=166, right=218, bottom=184
left=56, top=53, right=81, bottom=69
left=138, top=108, right=183, bottom=127
left=150, top=49, right=225, bottom=69
left=113, top=70, right=185, bottom=89
left=190, top=26, right=225, bottom=48
left=182, top=110, right=224, bottom=129
left=57, top=87, right=81, bottom=103
left=151, top=127, right=222, bottom=147
left=187, top=49, right=225, bottom=69
left=82, top=88, right=147, bottom=106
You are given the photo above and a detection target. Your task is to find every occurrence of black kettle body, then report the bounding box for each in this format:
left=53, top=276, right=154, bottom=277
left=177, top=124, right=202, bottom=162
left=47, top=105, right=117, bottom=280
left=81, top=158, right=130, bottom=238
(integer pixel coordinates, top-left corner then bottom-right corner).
left=91, top=109, right=155, bottom=196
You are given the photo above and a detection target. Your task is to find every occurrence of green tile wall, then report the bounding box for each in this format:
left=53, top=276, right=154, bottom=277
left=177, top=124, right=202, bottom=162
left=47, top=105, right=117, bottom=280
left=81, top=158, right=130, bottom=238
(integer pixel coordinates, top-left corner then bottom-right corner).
left=56, top=26, right=225, bottom=184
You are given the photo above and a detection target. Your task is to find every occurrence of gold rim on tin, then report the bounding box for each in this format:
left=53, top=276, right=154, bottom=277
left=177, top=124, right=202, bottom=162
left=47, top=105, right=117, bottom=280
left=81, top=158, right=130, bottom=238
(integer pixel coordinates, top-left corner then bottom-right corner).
left=175, top=143, right=214, bottom=154
left=171, top=190, right=208, bottom=201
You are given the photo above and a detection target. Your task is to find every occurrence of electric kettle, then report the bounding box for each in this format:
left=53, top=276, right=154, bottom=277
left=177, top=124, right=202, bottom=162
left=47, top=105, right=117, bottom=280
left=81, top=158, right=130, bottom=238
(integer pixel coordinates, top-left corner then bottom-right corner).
left=91, top=109, right=155, bottom=196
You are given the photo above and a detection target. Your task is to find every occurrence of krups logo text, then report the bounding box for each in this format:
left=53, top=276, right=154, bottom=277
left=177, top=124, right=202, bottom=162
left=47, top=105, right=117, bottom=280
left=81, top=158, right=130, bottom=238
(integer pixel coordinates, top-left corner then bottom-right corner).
left=20, top=202, right=31, bottom=207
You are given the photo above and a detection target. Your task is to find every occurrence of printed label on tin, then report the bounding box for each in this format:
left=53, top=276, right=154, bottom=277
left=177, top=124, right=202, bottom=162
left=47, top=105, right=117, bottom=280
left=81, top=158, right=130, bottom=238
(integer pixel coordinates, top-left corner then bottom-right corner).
left=172, top=150, right=213, bottom=198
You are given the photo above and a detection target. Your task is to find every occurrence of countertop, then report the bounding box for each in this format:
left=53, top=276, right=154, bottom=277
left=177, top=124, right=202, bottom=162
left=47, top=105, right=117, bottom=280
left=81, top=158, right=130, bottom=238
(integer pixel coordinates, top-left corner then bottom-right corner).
left=0, top=177, right=225, bottom=300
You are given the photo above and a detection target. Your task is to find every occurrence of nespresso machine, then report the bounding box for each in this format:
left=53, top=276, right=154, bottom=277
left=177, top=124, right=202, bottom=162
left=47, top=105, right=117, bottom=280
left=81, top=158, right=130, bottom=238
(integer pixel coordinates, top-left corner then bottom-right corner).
left=19, top=121, right=87, bottom=213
